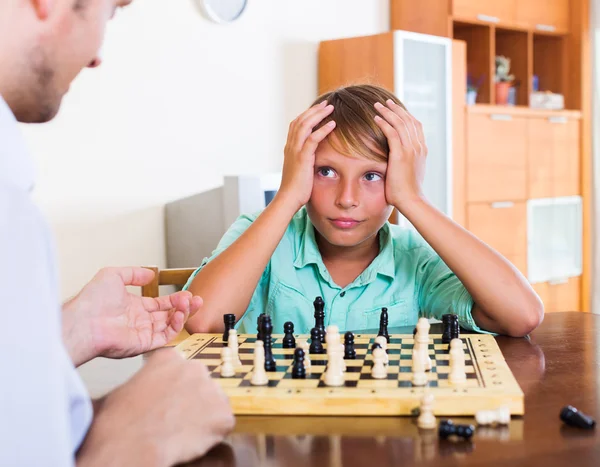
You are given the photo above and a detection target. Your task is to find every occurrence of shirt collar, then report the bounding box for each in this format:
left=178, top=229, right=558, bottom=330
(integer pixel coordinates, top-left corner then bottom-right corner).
left=293, top=209, right=396, bottom=283
left=0, top=94, right=35, bottom=192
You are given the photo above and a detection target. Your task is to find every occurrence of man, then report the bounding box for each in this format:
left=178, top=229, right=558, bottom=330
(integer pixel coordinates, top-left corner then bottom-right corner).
left=0, top=1, right=234, bottom=466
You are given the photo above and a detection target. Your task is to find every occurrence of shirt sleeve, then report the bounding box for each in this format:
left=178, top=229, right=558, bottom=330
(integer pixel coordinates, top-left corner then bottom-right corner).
left=182, top=212, right=271, bottom=329
left=414, top=246, right=493, bottom=334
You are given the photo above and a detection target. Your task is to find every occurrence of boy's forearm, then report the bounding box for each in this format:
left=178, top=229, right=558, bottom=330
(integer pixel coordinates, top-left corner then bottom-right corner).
left=186, top=194, right=300, bottom=332
left=397, top=198, right=543, bottom=336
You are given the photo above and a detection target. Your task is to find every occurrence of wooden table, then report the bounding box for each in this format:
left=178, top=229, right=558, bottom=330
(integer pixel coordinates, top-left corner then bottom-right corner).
left=179, top=312, right=600, bottom=466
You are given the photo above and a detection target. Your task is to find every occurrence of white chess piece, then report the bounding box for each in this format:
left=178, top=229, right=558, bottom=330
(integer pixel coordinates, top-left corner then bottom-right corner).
left=476, top=406, right=511, bottom=426
left=324, top=353, right=345, bottom=387
left=412, top=350, right=428, bottom=386
left=228, top=329, right=243, bottom=369
left=416, top=318, right=432, bottom=371
left=220, top=346, right=235, bottom=377
left=417, top=392, right=437, bottom=429
left=335, top=342, right=346, bottom=372
left=448, top=338, right=467, bottom=385
left=250, top=340, right=268, bottom=386
left=298, top=339, right=311, bottom=373
left=374, top=336, right=389, bottom=366
left=371, top=347, right=388, bottom=379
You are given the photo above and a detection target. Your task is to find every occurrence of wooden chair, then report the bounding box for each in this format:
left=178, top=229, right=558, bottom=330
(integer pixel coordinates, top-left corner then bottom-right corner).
left=141, top=266, right=197, bottom=346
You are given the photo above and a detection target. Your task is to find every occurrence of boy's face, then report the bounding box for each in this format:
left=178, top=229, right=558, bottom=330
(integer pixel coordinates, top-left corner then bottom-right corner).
left=306, top=138, right=394, bottom=249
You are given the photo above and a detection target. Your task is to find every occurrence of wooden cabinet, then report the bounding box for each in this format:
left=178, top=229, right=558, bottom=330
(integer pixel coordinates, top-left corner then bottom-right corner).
left=466, top=112, right=528, bottom=202
left=516, top=0, right=569, bottom=33
left=453, top=0, right=517, bottom=25
left=390, top=0, right=451, bottom=37
left=533, top=277, right=580, bottom=312
left=528, top=116, right=580, bottom=198
left=467, top=202, right=528, bottom=275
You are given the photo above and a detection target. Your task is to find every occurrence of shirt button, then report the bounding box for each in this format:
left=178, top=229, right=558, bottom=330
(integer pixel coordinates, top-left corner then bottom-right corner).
left=340, top=291, right=346, bottom=297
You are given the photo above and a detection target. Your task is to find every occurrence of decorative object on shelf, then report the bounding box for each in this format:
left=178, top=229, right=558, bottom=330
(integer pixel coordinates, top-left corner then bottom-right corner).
left=196, top=0, right=247, bottom=24
left=494, top=56, right=515, bottom=105
left=466, top=74, right=484, bottom=105
left=530, top=91, right=565, bottom=110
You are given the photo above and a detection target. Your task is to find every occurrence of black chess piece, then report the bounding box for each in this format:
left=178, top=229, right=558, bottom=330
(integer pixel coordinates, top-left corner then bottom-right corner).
left=438, top=420, right=475, bottom=440
left=560, top=405, right=596, bottom=429
left=257, top=313, right=267, bottom=341
left=222, top=313, right=235, bottom=344
left=292, top=348, right=307, bottom=379
left=442, top=314, right=459, bottom=344
left=282, top=321, right=296, bottom=349
left=309, top=327, right=325, bottom=354
left=344, top=331, right=356, bottom=359
left=313, top=296, right=326, bottom=343
left=378, top=307, right=390, bottom=343
left=262, top=315, right=277, bottom=371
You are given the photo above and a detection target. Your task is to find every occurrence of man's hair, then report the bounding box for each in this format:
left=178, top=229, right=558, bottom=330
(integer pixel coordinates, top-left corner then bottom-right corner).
left=311, top=84, right=407, bottom=163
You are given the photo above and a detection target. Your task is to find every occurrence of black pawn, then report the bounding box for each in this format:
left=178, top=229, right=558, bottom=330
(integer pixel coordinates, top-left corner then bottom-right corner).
left=309, top=328, right=325, bottom=354
left=282, top=321, right=296, bottom=348
left=292, top=348, right=306, bottom=379
left=257, top=313, right=267, bottom=341
left=313, top=296, right=326, bottom=343
left=378, top=307, right=390, bottom=343
left=344, top=331, right=356, bottom=359
left=438, top=420, right=474, bottom=440
left=222, top=313, right=235, bottom=343
left=560, top=405, right=596, bottom=429
left=442, top=314, right=459, bottom=344
left=262, top=315, right=276, bottom=372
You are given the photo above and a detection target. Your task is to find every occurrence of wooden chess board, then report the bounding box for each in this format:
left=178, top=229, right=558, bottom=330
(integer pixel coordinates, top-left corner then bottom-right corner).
left=175, top=333, right=524, bottom=416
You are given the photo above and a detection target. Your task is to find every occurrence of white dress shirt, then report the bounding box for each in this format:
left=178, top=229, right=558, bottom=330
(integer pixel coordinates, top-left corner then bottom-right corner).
left=0, top=96, right=93, bottom=466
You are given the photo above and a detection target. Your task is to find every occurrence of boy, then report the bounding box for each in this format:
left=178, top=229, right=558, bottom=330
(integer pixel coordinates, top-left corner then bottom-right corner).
left=184, top=84, right=543, bottom=337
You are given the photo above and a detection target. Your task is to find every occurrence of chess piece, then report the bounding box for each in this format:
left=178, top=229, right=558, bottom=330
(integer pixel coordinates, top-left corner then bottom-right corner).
left=282, top=321, right=296, bottom=348
left=314, top=296, right=326, bottom=343
left=309, top=327, right=325, bottom=354
left=261, top=316, right=276, bottom=371
left=344, top=331, right=356, bottom=359
left=324, top=351, right=344, bottom=387
left=371, top=347, right=387, bottom=379
left=292, top=348, right=307, bottom=379
left=250, top=340, right=268, bottom=386
left=442, top=314, right=459, bottom=344
left=476, top=406, right=511, bottom=426
left=439, top=420, right=475, bottom=440
left=412, top=350, right=428, bottom=386
left=228, top=329, right=242, bottom=368
left=415, top=317, right=432, bottom=371
left=374, top=335, right=389, bottom=365
left=560, top=405, right=596, bottom=429
left=222, top=313, right=235, bottom=343
left=298, top=339, right=311, bottom=372
left=417, top=392, right=437, bottom=429
left=220, top=346, right=235, bottom=377
left=256, top=313, right=267, bottom=341
left=448, top=338, right=467, bottom=385
left=378, top=307, right=390, bottom=343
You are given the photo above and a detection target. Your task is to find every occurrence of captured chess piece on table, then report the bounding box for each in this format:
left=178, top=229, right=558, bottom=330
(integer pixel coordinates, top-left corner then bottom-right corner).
left=476, top=406, right=511, bottom=426
left=560, top=405, right=596, bottom=430
left=439, top=420, right=475, bottom=440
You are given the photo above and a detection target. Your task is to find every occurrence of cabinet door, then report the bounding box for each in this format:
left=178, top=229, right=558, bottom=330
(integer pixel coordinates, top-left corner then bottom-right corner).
left=532, top=277, right=580, bottom=312
left=453, top=0, right=516, bottom=25
left=516, top=0, right=569, bottom=33
left=467, top=202, right=527, bottom=275
left=528, top=117, right=580, bottom=198
left=466, top=113, right=528, bottom=202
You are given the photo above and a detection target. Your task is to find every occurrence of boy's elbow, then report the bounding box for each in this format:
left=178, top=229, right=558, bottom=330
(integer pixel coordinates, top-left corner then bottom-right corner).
left=507, top=295, right=544, bottom=337
left=185, top=315, right=219, bottom=334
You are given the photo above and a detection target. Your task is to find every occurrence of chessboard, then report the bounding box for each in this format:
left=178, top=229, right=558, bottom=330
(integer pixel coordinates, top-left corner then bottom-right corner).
left=175, top=332, right=524, bottom=417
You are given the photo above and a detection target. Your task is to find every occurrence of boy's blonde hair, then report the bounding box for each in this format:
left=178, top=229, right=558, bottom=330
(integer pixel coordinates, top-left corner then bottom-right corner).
left=311, top=84, right=407, bottom=163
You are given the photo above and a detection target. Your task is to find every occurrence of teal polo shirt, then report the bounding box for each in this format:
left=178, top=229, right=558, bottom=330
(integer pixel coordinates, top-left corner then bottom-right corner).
left=184, top=207, right=487, bottom=335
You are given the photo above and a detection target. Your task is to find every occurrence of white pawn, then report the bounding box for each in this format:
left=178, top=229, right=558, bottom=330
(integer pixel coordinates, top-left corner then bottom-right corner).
left=325, top=354, right=345, bottom=386
left=375, top=336, right=389, bottom=366
left=250, top=340, right=268, bottom=386
left=228, top=329, right=243, bottom=369
left=412, top=350, right=428, bottom=386
left=415, top=318, right=432, bottom=371
left=449, top=338, right=467, bottom=385
left=417, top=392, right=437, bottom=429
left=298, top=339, right=311, bottom=373
left=476, top=406, right=511, bottom=426
left=220, top=346, right=235, bottom=377
left=335, top=342, right=346, bottom=372
left=371, top=347, right=388, bottom=379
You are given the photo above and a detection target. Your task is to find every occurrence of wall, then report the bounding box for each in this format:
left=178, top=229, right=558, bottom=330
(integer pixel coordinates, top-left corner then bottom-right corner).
left=21, top=0, right=389, bottom=301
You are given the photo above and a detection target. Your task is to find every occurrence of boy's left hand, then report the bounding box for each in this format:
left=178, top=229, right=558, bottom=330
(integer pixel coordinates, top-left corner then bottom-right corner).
left=374, top=100, right=428, bottom=211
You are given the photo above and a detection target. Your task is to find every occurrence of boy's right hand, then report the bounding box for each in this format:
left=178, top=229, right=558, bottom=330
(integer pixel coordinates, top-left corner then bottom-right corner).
left=77, top=349, right=235, bottom=467
left=278, top=100, right=336, bottom=211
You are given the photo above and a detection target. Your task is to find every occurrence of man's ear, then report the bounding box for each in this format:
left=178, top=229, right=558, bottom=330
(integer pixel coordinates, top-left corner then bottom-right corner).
left=31, top=0, right=54, bottom=20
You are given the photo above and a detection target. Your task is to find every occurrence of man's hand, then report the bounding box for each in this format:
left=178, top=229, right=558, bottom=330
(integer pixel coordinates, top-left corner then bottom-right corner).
left=77, top=350, right=235, bottom=467
left=63, top=267, right=203, bottom=367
